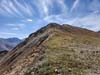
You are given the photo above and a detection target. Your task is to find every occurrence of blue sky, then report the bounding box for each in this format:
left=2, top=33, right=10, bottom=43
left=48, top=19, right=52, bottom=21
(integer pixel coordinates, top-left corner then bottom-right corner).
left=0, top=0, right=100, bottom=39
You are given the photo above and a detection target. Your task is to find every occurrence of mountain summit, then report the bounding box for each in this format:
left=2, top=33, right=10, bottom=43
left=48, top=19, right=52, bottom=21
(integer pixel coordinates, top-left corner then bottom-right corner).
left=0, top=23, right=100, bottom=75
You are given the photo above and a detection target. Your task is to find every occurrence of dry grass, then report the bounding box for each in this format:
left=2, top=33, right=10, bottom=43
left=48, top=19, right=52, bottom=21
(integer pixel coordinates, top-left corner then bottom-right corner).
left=33, top=31, right=100, bottom=75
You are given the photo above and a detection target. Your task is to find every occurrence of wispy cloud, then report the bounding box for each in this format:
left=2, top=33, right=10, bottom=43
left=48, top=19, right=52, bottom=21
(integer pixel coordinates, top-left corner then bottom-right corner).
left=27, top=19, right=33, bottom=22
left=58, top=0, right=68, bottom=14
left=0, top=0, right=16, bottom=17
left=33, top=0, right=68, bottom=18
left=41, top=0, right=49, bottom=16
left=43, top=15, right=64, bottom=24
left=6, top=23, right=25, bottom=27
left=0, top=32, right=17, bottom=35
left=0, top=0, right=68, bottom=18
left=0, top=6, right=10, bottom=17
left=0, top=32, right=18, bottom=38
left=66, top=14, right=100, bottom=31
left=89, top=0, right=100, bottom=14
left=78, top=15, right=100, bottom=31
left=0, top=0, right=100, bottom=38
left=70, top=0, right=80, bottom=12
left=8, top=1, right=23, bottom=17
left=6, top=23, right=25, bottom=30
left=40, top=11, right=100, bottom=31
left=13, top=0, right=34, bottom=17
left=0, top=0, right=34, bottom=18
left=6, top=24, right=15, bottom=26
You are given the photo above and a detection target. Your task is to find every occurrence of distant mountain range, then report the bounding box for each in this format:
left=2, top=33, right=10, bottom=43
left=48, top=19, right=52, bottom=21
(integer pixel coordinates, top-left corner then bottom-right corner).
left=0, top=38, right=22, bottom=51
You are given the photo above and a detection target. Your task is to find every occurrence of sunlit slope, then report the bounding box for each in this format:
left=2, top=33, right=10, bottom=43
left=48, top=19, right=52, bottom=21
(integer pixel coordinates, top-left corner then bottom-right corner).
left=0, top=23, right=100, bottom=75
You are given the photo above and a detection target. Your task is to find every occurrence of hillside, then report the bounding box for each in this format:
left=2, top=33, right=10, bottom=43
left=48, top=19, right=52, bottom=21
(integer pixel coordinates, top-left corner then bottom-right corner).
left=0, top=38, right=22, bottom=51
left=0, top=50, right=8, bottom=60
left=0, top=23, right=100, bottom=75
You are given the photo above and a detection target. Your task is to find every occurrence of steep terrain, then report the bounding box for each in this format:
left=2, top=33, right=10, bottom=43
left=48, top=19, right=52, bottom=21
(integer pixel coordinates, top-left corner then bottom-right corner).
left=0, top=23, right=100, bottom=75
left=0, top=50, right=8, bottom=60
left=0, top=38, right=22, bottom=51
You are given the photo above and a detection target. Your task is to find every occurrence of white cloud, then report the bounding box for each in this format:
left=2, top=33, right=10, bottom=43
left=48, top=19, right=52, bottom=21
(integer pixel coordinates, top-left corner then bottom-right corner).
left=32, top=0, right=68, bottom=18
left=8, top=1, right=23, bottom=17
left=6, top=23, right=26, bottom=30
left=13, top=0, right=34, bottom=17
left=0, top=0, right=34, bottom=17
left=6, top=24, right=15, bottom=26
left=0, top=0, right=16, bottom=16
left=0, top=0, right=100, bottom=32
left=12, top=27, right=19, bottom=30
left=6, top=23, right=25, bottom=27
left=78, top=15, right=100, bottom=31
left=27, top=19, right=33, bottom=22
left=41, top=0, right=49, bottom=16
left=89, top=0, right=100, bottom=13
left=0, top=7, right=10, bottom=17
left=0, top=0, right=68, bottom=18
left=0, top=32, right=17, bottom=35
left=70, top=0, right=80, bottom=12
left=43, top=15, right=64, bottom=24
left=0, top=32, right=19, bottom=38
left=33, top=0, right=50, bottom=17
left=66, top=14, right=100, bottom=31
left=41, top=12, right=100, bottom=31
left=58, top=0, right=68, bottom=14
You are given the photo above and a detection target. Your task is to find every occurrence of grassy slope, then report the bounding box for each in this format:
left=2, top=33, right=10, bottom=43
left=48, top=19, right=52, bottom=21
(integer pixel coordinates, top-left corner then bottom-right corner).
left=0, top=24, right=100, bottom=75
left=31, top=30, right=100, bottom=75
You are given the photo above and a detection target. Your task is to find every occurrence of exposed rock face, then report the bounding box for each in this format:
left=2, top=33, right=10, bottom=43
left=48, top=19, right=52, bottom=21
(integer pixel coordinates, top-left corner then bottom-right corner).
left=0, top=23, right=100, bottom=75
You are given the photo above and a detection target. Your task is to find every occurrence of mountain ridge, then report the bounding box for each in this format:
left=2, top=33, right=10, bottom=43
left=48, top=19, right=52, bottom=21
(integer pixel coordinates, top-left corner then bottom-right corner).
left=0, top=23, right=100, bottom=75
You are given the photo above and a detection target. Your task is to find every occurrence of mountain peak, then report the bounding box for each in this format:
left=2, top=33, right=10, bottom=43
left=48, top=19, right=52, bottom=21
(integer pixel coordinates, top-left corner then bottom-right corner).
left=0, top=23, right=100, bottom=75
left=47, top=23, right=61, bottom=28
left=39, top=23, right=62, bottom=32
left=28, top=23, right=61, bottom=39
left=28, top=23, right=100, bottom=40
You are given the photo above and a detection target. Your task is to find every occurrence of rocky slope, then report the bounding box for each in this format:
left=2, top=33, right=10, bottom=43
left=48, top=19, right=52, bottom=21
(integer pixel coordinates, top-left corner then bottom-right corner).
left=0, top=23, right=100, bottom=75
left=0, top=50, right=8, bottom=60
